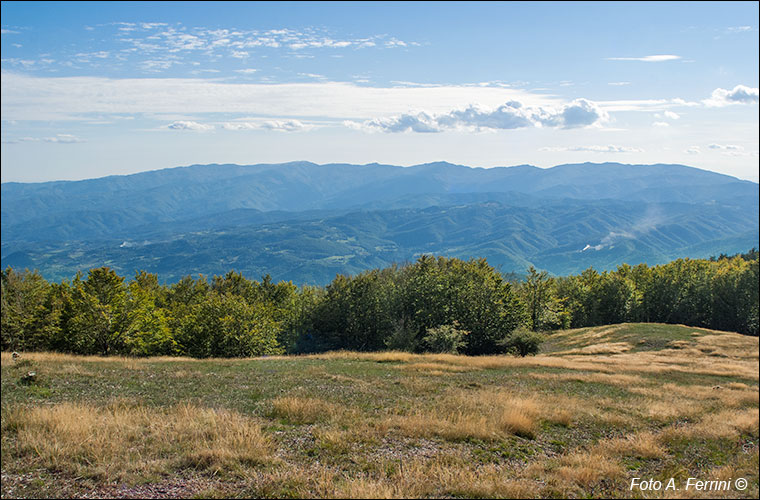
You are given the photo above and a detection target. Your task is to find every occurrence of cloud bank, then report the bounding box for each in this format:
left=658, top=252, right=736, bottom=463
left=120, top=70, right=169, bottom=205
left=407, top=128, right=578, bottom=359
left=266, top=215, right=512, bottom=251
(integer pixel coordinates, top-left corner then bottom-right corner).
left=351, top=99, right=608, bottom=133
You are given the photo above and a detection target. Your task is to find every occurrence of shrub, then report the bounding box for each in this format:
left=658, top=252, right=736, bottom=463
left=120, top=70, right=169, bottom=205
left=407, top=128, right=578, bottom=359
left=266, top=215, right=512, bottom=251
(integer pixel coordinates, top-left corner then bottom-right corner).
left=502, top=327, right=544, bottom=356
left=384, top=318, right=419, bottom=352
left=421, top=324, right=468, bottom=354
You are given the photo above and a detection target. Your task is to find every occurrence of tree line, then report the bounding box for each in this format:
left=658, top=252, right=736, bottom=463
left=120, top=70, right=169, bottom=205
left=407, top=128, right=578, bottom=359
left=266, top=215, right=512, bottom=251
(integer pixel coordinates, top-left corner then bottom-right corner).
left=2, top=251, right=757, bottom=358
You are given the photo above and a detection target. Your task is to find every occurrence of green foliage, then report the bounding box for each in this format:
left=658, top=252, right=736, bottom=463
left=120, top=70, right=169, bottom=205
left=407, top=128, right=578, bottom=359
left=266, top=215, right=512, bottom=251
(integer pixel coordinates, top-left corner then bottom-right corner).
left=517, top=266, right=570, bottom=331
left=306, top=256, right=526, bottom=355
left=502, top=326, right=545, bottom=356
left=67, top=267, right=132, bottom=355
left=1, top=268, right=53, bottom=351
left=1, top=249, right=757, bottom=360
left=384, top=317, right=419, bottom=352
left=421, top=323, right=468, bottom=354
left=125, top=272, right=176, bottom=356
left=177, top=292, right=283, bottom=358
left=553, top=253, right=759, bottom=336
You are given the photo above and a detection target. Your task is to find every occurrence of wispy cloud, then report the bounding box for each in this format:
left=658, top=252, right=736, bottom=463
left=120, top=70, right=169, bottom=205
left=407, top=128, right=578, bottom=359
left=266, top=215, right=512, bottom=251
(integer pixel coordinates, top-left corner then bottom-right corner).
left=2, top=22, right=418, bottom=75
left=703, top=84, right=759, bottom=107
left=106, top=23, right=417, bottom=73
left=708, top=143, right=742, bottom=151
left=0, top=73, right=561, bottom=122
left=726, top=26, right=752, bottom=33
left=606, top=54, right=681, bottom=62
left=607, top=81, right=631, bottom=86
left=2, top=134, right=85, bottom=144
left=540, top=145, right=643, bottom=153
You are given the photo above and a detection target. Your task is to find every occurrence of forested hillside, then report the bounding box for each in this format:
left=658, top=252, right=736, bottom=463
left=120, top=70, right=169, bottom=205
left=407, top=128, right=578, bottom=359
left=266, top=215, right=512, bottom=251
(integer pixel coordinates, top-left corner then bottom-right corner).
left=2, top=162, right=757, bottom=284
left=2, top=251, right=757, bottom=359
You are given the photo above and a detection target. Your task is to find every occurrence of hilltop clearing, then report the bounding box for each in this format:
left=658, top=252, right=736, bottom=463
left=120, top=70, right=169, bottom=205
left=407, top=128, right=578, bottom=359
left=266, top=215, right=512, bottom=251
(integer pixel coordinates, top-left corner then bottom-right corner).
left=2, top=323, right=757, bottom=498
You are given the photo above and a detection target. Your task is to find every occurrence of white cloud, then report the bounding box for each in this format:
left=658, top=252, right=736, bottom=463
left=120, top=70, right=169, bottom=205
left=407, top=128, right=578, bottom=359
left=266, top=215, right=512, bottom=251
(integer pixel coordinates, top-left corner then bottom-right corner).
left=261, top=119, right=308, bottom=131
left=552, top=99, right=609, bottom=128
left=359, top=112, right=441, bottom=133
left=663, top=111, right=680, bottom=120
left=44, top=134, right=85, bottom=143
left=652, top=121, right=670, bottom=127
left=234, top=68, right=258, bottom=74
left=220, top=119, right=310, bottom=132
left=230, top=50, right=249, bottom=59
left=2, top=134, right=85, bottom=144
left=353, top=98, right=608, bottom=133
left=608, top=81, right=631, bottom=86
left=139, top=58, right=179, bottom=71
left=166, top=120, right=214, bottom=131
left=606, top=54, right=681, bottom=62
left=540, top=145, right=643, bottom=153
left=1, top=29, right=21, bottom=35
left=703, top=85, right=759, bottom=107
left=684, top=146, right=701, bottom=155
left=726, top=26, right=752, bottom=33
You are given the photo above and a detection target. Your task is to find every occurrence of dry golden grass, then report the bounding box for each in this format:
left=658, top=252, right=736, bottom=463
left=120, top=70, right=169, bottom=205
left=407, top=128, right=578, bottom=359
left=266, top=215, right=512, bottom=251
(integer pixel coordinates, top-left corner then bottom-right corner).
left=380, top=389, right=542, bottom=442
left=597, top=431, right=667, bottom=459
left=1, top=351, right=198, bottom=365
left=659, top=408, right=759, bottom=441
left=497, top=398, right=539, bottom=439
left=270, top=396, right=343, bottom=424
left=380, top=410, right=496, bottom=441
left=308, top=350, right=417, bottom=363
left=303, top=455, right=537, bottom=499
left=1, top=401, right=271, bottom=481
left=553, top=341, right=633, bottom=355
left=307, top=336, right=757, bottom=381
left=554, top=450, right=625, bottom=488
left=529, top=371, right=644, bottom=387
left=397, top=362, right=475, bottom=373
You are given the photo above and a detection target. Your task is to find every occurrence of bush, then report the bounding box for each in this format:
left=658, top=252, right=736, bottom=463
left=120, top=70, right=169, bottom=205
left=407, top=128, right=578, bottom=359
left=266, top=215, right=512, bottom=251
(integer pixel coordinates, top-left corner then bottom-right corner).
left=384, top=318, right=419, bottom=352
left=502, top=326, right=544, bottom=356
left=421, top=323, right=468, bottom=354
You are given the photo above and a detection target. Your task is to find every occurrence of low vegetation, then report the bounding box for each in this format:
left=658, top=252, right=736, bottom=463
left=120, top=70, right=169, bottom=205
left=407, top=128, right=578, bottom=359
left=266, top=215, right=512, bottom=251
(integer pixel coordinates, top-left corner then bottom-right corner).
left=2, top=323, right=758, bottom=498
left=2, top=251, right=758, bottom=362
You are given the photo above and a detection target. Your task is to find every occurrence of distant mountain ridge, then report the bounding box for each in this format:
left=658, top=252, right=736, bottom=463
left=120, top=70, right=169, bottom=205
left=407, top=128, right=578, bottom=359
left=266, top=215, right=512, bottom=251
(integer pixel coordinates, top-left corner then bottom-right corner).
left=2, top=161, right=758, bottom=284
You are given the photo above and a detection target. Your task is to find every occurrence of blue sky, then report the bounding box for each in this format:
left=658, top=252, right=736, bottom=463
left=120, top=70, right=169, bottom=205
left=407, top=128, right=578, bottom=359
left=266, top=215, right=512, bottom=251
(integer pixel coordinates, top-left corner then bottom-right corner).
left=2, top=1, right=758, bottom=182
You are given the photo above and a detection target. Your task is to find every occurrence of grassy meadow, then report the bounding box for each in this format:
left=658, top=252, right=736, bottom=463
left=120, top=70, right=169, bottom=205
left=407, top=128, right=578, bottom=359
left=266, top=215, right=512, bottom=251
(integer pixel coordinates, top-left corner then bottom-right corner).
left=1, top=323, right=758, bottom=498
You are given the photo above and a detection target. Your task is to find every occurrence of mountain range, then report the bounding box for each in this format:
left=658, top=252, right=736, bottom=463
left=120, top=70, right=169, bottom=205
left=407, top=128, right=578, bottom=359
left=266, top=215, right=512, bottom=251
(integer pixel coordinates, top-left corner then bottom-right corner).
left=2, top=161, right=758, bottom=284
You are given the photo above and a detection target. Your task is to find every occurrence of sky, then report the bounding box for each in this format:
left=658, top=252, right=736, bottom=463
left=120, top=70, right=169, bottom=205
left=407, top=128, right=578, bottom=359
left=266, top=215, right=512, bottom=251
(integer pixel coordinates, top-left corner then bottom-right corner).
left=1, top=1, right=758, bottom=183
